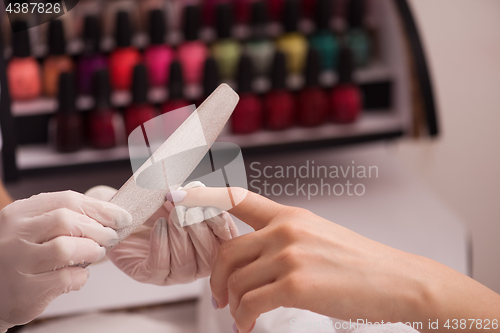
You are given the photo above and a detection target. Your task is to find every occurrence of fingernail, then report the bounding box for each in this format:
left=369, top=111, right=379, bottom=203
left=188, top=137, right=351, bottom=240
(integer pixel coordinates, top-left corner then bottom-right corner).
left=97, top=247, right=106, bottom=261
left=103, top=230, right=119, bottom=247
left=115, top=210, right=133, bottom=228
left=211, top=296, right=218, bottom=309
left=166, top=190, right=187, bottom=203
left=232, top=322, right=238, bottom=333
left=85, top=268, right=90, bottom=278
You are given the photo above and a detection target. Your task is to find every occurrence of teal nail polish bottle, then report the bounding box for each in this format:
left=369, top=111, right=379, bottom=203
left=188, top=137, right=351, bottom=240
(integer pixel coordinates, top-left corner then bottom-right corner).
left=309, top=0, right=339, bottom=70
left=245, top=1, right=275, bottom=76
left=346, top=0, right=371, bottom=68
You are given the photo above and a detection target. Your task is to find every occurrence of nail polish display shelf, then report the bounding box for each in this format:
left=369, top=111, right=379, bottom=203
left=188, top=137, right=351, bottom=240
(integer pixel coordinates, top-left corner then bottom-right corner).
left=220, top=111, right=404, bottom=148
left=11, top=61, right=392, bottom=117
left=16, top=111, right=403, bottom=170
left=0, top=0, right=438, bottom=181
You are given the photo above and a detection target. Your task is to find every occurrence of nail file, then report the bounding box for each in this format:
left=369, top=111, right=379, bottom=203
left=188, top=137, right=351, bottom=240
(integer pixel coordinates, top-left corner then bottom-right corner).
left=102, top=84, right=239, bottom=256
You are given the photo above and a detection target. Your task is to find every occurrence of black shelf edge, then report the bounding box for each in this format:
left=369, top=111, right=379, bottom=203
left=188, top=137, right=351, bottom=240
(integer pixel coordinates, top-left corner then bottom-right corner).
left=0, top=29, right=19, bottom=182
left=394, top=0, right=439, bottom=137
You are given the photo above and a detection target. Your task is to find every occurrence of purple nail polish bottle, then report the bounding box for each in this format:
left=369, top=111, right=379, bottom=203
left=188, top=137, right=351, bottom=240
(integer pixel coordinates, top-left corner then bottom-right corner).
left=77, top=15, right=108, bottom=95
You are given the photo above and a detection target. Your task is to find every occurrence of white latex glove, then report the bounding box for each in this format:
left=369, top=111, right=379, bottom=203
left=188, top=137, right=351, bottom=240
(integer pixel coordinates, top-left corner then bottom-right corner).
left=0, top=191, right=133, bottom=333
left=85, top=182, right=239, bottom=286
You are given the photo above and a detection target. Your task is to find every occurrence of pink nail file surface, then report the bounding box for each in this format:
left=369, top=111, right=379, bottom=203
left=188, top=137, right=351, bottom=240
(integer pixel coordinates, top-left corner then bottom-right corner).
left=105, top=83, right=239, bottom=254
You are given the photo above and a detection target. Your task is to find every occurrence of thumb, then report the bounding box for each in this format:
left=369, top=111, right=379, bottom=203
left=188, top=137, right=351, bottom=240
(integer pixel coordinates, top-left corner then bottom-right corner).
left=167, top=187, right=284, bottom=230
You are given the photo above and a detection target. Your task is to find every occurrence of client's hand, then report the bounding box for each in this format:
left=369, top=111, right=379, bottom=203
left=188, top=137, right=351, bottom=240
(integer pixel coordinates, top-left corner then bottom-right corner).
left=167, top=187, right=500, bottom=333
left=85, top=182, right=238, bottom=286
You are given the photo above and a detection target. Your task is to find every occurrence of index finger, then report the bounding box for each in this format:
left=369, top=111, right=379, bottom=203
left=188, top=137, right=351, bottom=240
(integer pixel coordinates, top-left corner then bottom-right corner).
left=8, top=191, right=132, bottom=230
left=167, top=187, right=284, bottom=230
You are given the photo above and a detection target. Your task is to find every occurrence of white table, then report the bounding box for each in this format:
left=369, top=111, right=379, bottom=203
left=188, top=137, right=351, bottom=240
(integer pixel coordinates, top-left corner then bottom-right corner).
left=40, top=144, right=470, bottom=319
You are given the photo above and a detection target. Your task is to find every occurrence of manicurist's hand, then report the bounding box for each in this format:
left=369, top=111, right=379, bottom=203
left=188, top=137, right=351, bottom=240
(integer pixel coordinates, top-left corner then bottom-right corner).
left=166, top=187, right=500, bottom=333
left=86, top=182, right=239, bottom=286
left=0, top=191, right=132, bottom=333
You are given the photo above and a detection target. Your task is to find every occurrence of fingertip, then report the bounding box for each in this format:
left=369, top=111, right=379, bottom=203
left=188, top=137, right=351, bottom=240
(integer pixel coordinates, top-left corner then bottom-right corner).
left=166, top=190, right=187, bottom=203
left=64, top=266, right=90, bottom=292
left=96, top=246, right=106, bottom=261
left=152, top=217, right=168, bottom=237
left=171, top=206, right=187, bottom=227
left=211, top=295, right=218, bottom=309
left=113, top=208, right=133, bottom=229
left=234, top=320, right=256, bottom=333
left=210, top=277, right=229, bottom=309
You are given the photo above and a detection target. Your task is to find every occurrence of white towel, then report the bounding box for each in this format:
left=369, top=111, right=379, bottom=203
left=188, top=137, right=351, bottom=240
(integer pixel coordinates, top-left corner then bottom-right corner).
left=196, top=278, right=421, bottom=333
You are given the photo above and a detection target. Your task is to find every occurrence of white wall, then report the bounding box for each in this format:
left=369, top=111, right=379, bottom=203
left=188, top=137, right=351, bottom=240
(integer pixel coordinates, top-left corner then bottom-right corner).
left=393, top=0, right=500, bottom=293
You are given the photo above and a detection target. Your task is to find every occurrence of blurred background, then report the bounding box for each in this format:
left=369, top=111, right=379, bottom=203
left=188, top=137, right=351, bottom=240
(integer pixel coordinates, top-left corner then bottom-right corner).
left=0, top=0, right=499, bottom=326
left=394, top=0, right=500, bottom=294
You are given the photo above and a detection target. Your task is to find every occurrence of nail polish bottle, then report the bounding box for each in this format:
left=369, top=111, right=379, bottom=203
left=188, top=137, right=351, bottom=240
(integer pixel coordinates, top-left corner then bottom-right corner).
left=77, top=16, right=108, bottom=95
left=161, top=60, right=193, bottom=136
left=125, top=64, right=157, bottom=137
left=211, top=3, right=242, bottom=80
left=43, top=20, right=74, bottom=97
left=199, top=55, right=231, bottom=137
left=234, top=0, right=251, bottom=24
left=199, top=56, right=220, bottom=105
left=298, top=48, right=328, bottom=127
left=89, top=69, right=117, bottom=149
left=268, top=0, right=285, bottom=21
left=302, top=0, right=317, bottom=19
left=177, top=5, right=208, bottom=85
left=201, top=0, right=217, bottom=27
left=264, top=51, right=295, bottom=130
left=109, top=11, right=142, bottom=90
left=309, top=0, right=339, bottom=71
left=144, top=9, right=175, bottom=87
left=275, top=0, right=308, bottom=74
left=330, top=47, right=362, bottom=123
left=7, top=21, right=42, bottom=101
left=232, top=54, right=263, bottom=134
left=245, top=1, right=275, bottom=77
left=54, top=72, right=84, bottom=152
left=161, top=60, right=190, bottom=114
left=346, top=0, right=370, bottom=68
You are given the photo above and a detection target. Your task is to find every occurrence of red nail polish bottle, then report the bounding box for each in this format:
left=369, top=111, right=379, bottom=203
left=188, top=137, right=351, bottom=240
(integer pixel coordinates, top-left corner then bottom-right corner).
left=125, top=64, right=157, bottom=137
left=330, top=47, right=362, bottom=123
left=54, top=72, right=84, bottom=152
left=144, top=9, right=175, bottom=87
left=178, top=5, right=208, bottom=85
left=7, top=21, right=42, bottom=101
left=264, top=51, right=295, bottom=130
left=161, top=60, right=190, bottom=114
left=232, top=54, right=263, bottom=134
left=298, top=48, right=328, bottom=127
left=109, top=11, right=142, bottom=90
left=89, top=69, right=118, bottom=149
